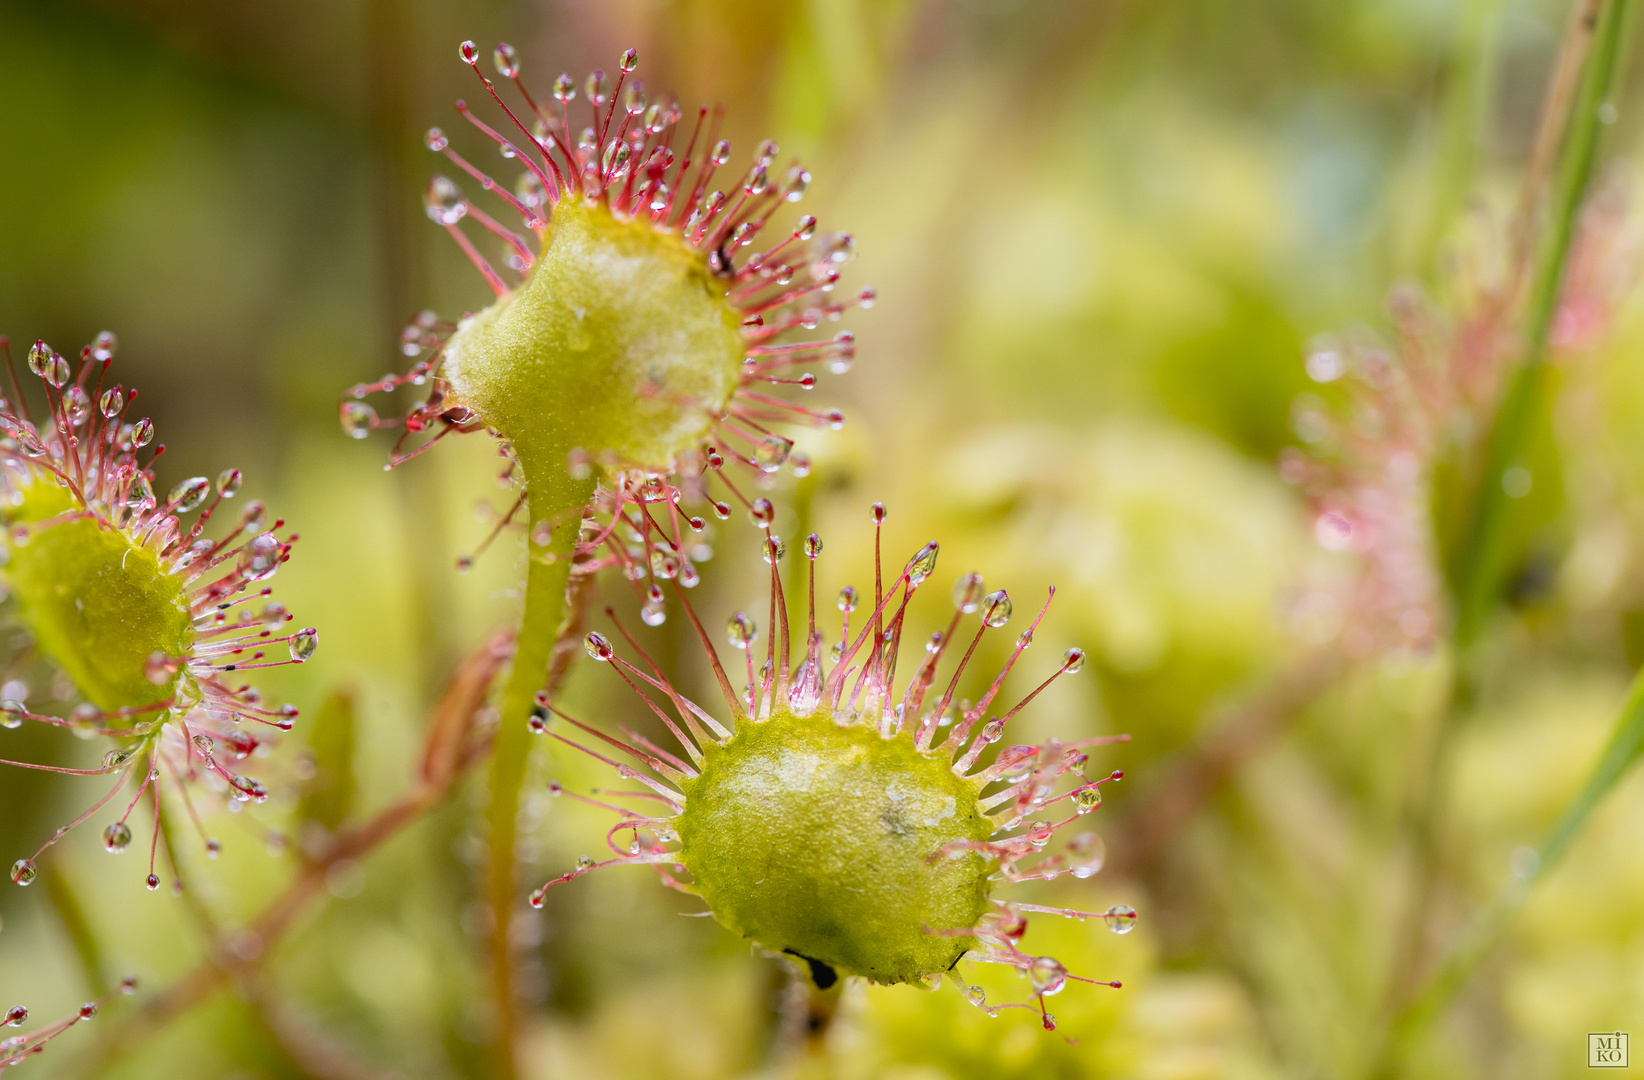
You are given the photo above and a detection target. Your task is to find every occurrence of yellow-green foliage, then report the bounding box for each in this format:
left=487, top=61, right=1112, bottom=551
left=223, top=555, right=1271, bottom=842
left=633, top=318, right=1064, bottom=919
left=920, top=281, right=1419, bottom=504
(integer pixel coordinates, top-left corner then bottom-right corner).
left=3, top=480, right=190, bottom=713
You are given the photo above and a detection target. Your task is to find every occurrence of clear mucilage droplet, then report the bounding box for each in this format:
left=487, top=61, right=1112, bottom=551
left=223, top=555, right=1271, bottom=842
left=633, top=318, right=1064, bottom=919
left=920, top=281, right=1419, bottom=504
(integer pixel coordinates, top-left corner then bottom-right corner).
left=493, top=42, right=520, bottom=78
left=726, top=613, right=757, bottom=650
left=168, top=477, right=211, bottom=513
left=70, top=703, right=101, bottom=739
left=1104, top=904, right=1137, bottom=934
left=904, top=542, right=940, bottom=587
left=425, top=175, right=467, bottom=225
left=1027, top=955, right=1067, bottom=996
left=239, top=533, right=282, bottom=581
left=754, top=435, right=792, bottom=473
left=981, top=590, right=1013, bottom=627
left=952, top=572, right=984, bottom=612
left=9, top=859, right=36, bottom=886
left=102, top=822, right=132, bottom=854
left=584, top=631, right=615, bottom=661
left=289, top=628, right=319, bottom=662
left=63, top=386, right=91, bottom=426
left=0, top=700, right=25, bottom=729
left=340, top=400, right=378, bottom=440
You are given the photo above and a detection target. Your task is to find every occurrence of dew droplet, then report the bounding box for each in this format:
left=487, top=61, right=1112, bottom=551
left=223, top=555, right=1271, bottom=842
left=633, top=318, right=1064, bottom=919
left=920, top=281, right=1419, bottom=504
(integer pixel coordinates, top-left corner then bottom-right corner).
left=102, top=822, right=132, bottom=854
left=1073, top=786, right=1102, bottom=814
left=1068, top=832, right=1106, bottom=878
left=62, top=386, right=91, bottom=427
left=981, top=591, right=1013, bottom=627
left=754, top=435, right=792, bottom=473
left=339, top=400, right=377, bottom=440
left=904, top=542, right=939, bottom=586
left=425, top=175, right=467, bottom=225
left=289, top=628, right=319, bottom=663
left=70, top=703, right=101, bottom=739
left=576, top=855, right=595, bottom=869
left=1104, top=904, right=1137, bottom=934
left=584, top=632, right=615, bottom=661
left=1027, top=956, right=1067, bottom=996
left=167, top=477, right=211, bottom=513
left=493, top=42, right=520, bottom=78
left=102, top=749, right=132, bottom=769
left=238, top=532, right=283, bottom=582
left=726, top=613, right=757, bottom=650
left=0, top=700, right=24, bottom=730
left=952, top=573, right=984, bottom=613
left=145, top=652, right=181, bottom=686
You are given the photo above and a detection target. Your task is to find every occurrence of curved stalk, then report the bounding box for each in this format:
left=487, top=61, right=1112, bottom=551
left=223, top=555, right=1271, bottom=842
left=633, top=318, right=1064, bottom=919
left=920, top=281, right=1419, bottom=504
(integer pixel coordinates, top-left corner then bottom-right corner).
left=483, top=464, right=593, bottom=1080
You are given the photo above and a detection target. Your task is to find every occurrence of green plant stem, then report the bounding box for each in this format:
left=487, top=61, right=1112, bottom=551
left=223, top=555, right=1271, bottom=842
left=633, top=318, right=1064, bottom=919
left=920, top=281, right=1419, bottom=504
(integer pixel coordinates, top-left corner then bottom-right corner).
left=39, top=864, right=107, bottom=998
left=484, top=467, right=593, bottom=1080
left=1453, top=0, right=1626, bottom=650
left=1375, top=0, right=1632, bottom=1070
left=1377, top=665, right=1644, bottom=1072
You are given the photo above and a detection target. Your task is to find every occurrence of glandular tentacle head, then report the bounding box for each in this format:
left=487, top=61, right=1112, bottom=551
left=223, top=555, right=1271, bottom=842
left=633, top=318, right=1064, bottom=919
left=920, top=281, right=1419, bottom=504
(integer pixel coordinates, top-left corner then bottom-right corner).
left=0, top=332, right=314, bottom=891
left=528, top=503, right=1136, bottom=1026
left=341, top=43, right=871, bottom=618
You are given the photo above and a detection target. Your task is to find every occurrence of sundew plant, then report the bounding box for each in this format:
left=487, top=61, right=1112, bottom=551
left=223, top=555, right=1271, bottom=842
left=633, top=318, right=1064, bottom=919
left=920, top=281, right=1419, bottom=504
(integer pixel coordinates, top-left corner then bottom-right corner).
left=6, top=4, right=1644, bottom=1079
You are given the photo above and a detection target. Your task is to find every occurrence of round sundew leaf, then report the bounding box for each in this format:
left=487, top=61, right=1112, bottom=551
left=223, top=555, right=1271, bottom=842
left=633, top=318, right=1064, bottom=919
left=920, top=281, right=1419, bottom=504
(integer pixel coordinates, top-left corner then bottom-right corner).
left=5, top=482, right=192, bottom=713
left=678, top=705, right=996, bottom=985
left=442, top=199, right=744, bottom=489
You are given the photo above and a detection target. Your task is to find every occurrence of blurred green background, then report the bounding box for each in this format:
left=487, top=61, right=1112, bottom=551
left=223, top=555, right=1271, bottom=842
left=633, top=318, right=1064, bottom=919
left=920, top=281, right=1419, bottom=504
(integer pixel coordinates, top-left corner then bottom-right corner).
left=4, top=0, right=1644, bottom=1077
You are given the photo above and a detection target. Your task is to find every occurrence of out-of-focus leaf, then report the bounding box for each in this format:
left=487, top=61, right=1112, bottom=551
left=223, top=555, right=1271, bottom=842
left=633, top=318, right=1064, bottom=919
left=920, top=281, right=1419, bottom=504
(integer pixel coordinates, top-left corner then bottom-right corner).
left=297, top=687, right=356, bottom=833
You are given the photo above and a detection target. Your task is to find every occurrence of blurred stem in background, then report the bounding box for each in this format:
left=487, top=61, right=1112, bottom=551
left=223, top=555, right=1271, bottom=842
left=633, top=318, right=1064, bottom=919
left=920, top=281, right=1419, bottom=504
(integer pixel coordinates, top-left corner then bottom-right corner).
left=66, top=632, right=518, bottom=1080
left=1378, top=0, right=1636, bottom=1071
left=1382, top=667, right=1644, bottom=1073
left=40, top=864, right=108, bottom=1001
left=365, top=0, right=459, bottom=697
